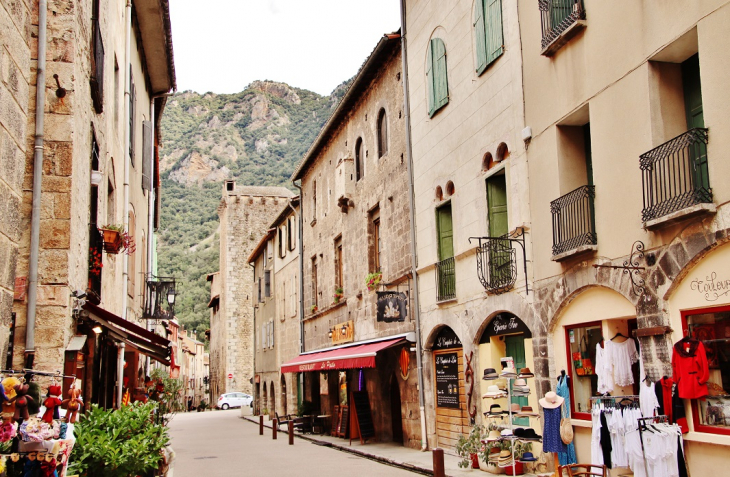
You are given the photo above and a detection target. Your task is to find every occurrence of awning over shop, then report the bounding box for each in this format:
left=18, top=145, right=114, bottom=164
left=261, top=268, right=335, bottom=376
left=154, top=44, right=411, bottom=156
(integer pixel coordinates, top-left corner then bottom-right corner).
left=83, top=302, right=172, bottom=365
left=281, top=337, right=405, bottom=373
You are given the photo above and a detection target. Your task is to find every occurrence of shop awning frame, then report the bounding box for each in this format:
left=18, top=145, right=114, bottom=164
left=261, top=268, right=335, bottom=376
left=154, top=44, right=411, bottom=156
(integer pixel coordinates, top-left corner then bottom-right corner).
left=281, top=337, right=407, bottom=373
left=83, top=303, right=171, bottom=365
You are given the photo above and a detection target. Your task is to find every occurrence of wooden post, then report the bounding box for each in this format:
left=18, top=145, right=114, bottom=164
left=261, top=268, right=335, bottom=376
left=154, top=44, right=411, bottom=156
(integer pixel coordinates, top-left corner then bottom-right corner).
left=288, top=420, right=294, bottom=445
left=554, top=453, right=560, bottom=477
left=272, top=418, right=278, bottom=439
left=259, top=415, right=264, bottom=435
left=433, top=448, right=445, bottom=477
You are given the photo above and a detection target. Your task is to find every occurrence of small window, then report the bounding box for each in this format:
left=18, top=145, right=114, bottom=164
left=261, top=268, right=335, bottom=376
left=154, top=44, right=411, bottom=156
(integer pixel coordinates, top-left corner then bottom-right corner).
left=355, top=137, right=364, bottom=181
left=334, top=236, right=343, bottom=289
left=129, top=71, right=136, bottom=166
left=435, top=186, right=443, bottom=202
left=377, top=110, right=388, bottom=158
left=482, top=152, right=495, bottom=171
left=278, top=226, right=285, bottom=258
left=427, top=38, right=449, bottom=117
left=311, top=257, right=318, bottom=309
left=264, top=270, right=271, bottom=298
left=312, top=180, right=317, bottom=222
left=496, top=142, right=509, bottom=162
left=445, top=181, right=455, bottom=197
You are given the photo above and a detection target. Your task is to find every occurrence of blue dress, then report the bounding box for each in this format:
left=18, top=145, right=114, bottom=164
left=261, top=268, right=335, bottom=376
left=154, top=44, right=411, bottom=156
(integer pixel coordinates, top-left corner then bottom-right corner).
left=542, top=406, right=567, bottom=453
left=556, top=376, right=578, bottom=465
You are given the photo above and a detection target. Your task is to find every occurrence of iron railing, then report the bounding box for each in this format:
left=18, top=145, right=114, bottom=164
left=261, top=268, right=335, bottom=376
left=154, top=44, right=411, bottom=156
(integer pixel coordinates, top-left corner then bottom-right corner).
left=551, top=185, right=596, bottom=256
left=475, top=236, right=516, bottom=294
left=435, top=256, right=456, bottom=301
left=640, top=128, right=711, bottom=222
left=90, top=17, right=104, bottom=113
left=539, top=0, right=585, bottom=50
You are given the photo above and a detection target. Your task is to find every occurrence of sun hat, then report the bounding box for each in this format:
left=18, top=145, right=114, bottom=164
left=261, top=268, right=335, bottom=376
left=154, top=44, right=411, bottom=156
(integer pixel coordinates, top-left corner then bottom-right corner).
left=539, top=391, right=565, bottom=409
left=510, top=403, right=521, bottom=413
left=486, top=429, right=502, bottom=441
left=500, top=428, right=513, bottom=437
left=482, top=368, right=499, bottom=380
left=513, top=378, right=528, bottom=387
left=518, top=367, right=534, bottom=378
left=516, top=406, right=538, bottom=417
left=520, top=452, right=537, bottom=462
left=500, top=367, right=517, bottom=378
left=483, top=385, right=507, bottom=398
left=488, top=404, right=505, bottom=416
left=520, top=428, right=542, bottom=440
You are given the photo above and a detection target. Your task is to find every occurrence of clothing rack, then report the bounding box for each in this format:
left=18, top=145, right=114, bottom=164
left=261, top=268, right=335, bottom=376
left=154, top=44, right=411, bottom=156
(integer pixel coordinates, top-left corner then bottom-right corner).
left=0, top=369, right=76, bottom=379
left=638, top=415, right=667, bottom=477
left=590, top=394, right=640, bottom=400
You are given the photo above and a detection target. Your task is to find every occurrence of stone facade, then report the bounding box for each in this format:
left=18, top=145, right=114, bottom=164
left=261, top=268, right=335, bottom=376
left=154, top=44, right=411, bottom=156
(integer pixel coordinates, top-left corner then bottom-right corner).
left=214, top=184, right=293, bottom=397
left=0, top=0, right=31, bottom=361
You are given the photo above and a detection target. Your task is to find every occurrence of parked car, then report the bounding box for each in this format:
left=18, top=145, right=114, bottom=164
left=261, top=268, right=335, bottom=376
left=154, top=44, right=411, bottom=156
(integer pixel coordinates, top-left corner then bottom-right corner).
left=216, top=392, right=253, bottom=410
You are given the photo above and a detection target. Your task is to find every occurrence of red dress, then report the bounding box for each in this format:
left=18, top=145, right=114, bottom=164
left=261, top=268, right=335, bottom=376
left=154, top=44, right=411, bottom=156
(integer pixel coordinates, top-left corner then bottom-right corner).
left=672, top=338, right=709, bottom=399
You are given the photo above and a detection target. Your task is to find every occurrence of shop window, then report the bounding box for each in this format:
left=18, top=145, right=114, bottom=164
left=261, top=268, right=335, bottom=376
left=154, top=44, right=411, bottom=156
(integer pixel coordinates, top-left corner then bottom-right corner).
left=681, top=305, right=730, bottom=435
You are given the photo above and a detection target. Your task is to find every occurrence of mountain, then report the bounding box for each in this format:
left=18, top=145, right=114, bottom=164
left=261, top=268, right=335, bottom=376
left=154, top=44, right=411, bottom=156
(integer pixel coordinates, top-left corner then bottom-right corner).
left=156, top=80, right=349, bottom=342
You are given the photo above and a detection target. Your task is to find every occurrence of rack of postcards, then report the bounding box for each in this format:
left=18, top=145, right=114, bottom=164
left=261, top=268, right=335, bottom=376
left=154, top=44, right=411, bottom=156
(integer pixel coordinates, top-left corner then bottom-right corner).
left=481, top=363, right=541, bottom=475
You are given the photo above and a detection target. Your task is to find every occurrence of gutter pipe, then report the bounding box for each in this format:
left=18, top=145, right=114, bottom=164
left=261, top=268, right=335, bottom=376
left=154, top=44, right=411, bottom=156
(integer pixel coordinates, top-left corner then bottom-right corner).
left=400, top=0, right=428, bottom=452
left=25, top=0, right=49, bottom=366
left=292, top=181, right=305, bottom=354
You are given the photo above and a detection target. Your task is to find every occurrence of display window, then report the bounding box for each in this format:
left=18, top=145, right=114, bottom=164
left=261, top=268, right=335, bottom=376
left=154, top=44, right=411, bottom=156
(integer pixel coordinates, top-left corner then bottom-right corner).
left=681, top=304, right=730, bottom=436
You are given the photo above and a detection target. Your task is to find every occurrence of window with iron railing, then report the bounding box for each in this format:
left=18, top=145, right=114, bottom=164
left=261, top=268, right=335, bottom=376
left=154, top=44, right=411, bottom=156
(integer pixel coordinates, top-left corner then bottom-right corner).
left=640, top=128, right=711, bottom=223
left=539, top=0, right=585, bottom=54
left=550, top=185, right=596, bottom=256
left=435, top=257, right=456, bottom=302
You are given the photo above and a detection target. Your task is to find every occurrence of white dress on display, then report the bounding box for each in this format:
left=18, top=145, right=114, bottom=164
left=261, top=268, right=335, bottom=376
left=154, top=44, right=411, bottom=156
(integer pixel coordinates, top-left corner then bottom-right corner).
left=610, top=338, right=639, bottom=387
left=595, top=342, right=614, bottom=394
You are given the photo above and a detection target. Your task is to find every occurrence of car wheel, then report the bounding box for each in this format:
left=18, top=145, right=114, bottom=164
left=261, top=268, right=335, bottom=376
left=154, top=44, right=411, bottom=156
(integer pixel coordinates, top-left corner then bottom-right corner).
left=221, top=403, right=229, bottom=410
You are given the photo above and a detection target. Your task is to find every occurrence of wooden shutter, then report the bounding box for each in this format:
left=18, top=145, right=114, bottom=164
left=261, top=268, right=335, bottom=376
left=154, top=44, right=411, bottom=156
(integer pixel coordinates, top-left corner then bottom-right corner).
left=436, top=204, right=454, bottom=260
left=474, top=0, right=488, bottom=73
left=129, top=74, right=135, bottom=166
left=426, top=40, right=435, bottom=117
left=142, top=120, right=152, bottom=190
left=485, top=0, right=504, bottom=67
left=265, top=270, right=271, bottom=297
left=487, top=175, right=508, bottom=237
left=432, top=39, right=449, bottom=115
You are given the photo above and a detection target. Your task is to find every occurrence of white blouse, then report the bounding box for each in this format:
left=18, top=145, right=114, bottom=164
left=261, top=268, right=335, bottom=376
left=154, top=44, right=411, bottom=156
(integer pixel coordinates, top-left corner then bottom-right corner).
left=609, top=338, right=639, bottom=387
left=595, top=343, right=614, bottom=394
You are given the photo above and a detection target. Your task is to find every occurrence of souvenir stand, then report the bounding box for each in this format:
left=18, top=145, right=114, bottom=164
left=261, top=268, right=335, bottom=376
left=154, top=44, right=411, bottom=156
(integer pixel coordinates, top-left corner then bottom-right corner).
left=482, top=363, right=540, bottom=476
left=0, top=369, right=78, bottom=477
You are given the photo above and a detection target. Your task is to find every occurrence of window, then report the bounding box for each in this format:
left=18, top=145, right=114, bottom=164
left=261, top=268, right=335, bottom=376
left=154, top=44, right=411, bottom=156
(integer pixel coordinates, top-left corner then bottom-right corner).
left=264, top=270, right=271, bottom=298
left=287, top=217, right=295, bottom=251
left=369, top=207, right=381, bottom=273
left=377, top=109, right=388, bottom=158
left=114, top=56, right=119, bottom=126
left=129, top=71, right=136, bottom=166
left=474, top=0, right=504, bottom=74
left=312, top=180, right=317, bottom=223
left=681, top=305, right=730, bottom=435
left=436, top=203, right=456, bottom=301
left=355, top=137, right=364, bottom=181
left=311, top=257, right=318, bottom=308
left=278, top=226, right=285, bottom=258
left=127, top=210, right=136, bottom=298
left=289, top=278, right=297, bottom=317
left=426, top=38, right=449, bottom=117
left=334, top=236, right=343, bottom=289
left=90, top=0, right=104, bottom=113
left=258, top=277, right=263, bottom=303
left=486, top=173, right=510, bottom=284
left=107, top=178, right=115, bottom=225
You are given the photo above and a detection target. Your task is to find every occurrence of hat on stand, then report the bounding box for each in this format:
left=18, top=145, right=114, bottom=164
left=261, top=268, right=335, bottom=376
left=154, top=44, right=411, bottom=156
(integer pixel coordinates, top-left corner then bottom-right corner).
left=488, top=404, right=506, bottom=417
left=539, top=391, right=565, bottom=409
left=509, top=403, right=521, bottom=414
left=486, top=429, right=502, bottom=442
left=512, top=378, right=530, bottom=394
left=483, top=385, right=507, bottom=398
left=500, top=428, right=513, bottom=437
left=520, top=428, right=542, bottom=440
left=482, top=368, right=499, bottom=380
left=515, top=406, right=538, bottom=417
left=488, top=448, right=501, bottom=464
left=519, top=452, right=537, bottom=462
left=498, top=450, right=514, bottom=467
left=518, top=367, right=534, bottom=378
left=500, top=367, right=518, bottom=378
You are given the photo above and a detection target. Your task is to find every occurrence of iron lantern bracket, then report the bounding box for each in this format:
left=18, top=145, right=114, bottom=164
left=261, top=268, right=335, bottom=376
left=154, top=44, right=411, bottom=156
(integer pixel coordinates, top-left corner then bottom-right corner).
left=592, top=240, right=646, bottom=296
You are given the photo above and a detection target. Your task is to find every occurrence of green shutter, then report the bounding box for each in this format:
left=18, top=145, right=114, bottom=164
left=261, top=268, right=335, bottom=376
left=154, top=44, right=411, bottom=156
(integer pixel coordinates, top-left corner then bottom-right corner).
left=474, top=0, right=487, bottom=74
left=427, top=40, right=435, bottom=117
left=431, top=38, right=449, bottom=116
left=681, top=54, right=709, bottom=192
left=485, top=0, right=504, bottom=67
left=505, top=335, right=529, bottom=425
left=487, top=175, right=510, bottom=283
left=437, top=203, right=454, bottom=260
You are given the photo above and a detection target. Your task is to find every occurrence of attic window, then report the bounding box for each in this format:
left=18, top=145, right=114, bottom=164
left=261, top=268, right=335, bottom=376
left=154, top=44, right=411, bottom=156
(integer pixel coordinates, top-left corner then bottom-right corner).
left=225, top=181, right=235, bottom=192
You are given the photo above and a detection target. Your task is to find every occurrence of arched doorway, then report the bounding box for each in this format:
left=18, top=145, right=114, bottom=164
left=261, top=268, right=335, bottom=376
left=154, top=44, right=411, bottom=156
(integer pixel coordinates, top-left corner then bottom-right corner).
left=281, top=375, right=287, bottom=415
left=431, top=326, right=466, bottom=449
left=270, top=381, right=275, bottom=417
left=390, top=374, right=403, bottom=444
left=262, top=384, right=268, bottom=414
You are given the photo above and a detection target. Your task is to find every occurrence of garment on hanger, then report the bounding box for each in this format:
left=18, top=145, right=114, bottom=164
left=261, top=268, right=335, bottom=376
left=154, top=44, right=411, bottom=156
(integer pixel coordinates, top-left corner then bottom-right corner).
left=591, top=404, right=604, bottom=466
left=542, top=406, right=567, bottom=453
left=609, top=338, right=639, bottom=387
left=608, top=408, right=628, bottom=467
left=672, top=337, right=710, bottom=399
left=626, top=422, right=682, bottom=477
left=639, top=381, right=660, bottom=418
left=595, top=342, right=614, bottom=394
left=556, top=375, right=577, bottom=465
left=600, top=410, right=612, bottom=468
left=656, top=377, right=688, bottom=434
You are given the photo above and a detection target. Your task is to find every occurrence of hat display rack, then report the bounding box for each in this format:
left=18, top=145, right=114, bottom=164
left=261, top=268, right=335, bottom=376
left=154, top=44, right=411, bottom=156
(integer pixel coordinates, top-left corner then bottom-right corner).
left=482, top=363, right=541, bottom=475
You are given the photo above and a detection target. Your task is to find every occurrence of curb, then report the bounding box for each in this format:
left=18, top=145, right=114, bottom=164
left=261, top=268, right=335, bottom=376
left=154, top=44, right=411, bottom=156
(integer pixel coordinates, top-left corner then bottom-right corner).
left=241, top=415, right=433, bottom=476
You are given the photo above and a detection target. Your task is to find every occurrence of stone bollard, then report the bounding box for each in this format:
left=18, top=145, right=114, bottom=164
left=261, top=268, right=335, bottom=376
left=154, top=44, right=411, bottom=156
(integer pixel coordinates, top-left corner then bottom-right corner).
left=288, top=420, right=294, bottom=445
left=259, top=415, right=263, bottom=435
left=432, top=448, right=445, bottom=477
left=272, top=419, right=277, bottom=439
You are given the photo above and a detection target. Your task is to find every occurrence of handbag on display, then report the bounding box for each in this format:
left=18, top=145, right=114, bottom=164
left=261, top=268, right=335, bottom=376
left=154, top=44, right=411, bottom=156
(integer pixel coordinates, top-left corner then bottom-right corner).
left=580, top=336, right=593, bottom=374
left=560, top=417, right=574, bottom=444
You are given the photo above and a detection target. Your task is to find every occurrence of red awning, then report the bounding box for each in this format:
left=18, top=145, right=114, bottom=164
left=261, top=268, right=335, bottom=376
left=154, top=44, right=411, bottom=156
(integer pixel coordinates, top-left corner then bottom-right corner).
left=281, top=338, right=404, bottom=373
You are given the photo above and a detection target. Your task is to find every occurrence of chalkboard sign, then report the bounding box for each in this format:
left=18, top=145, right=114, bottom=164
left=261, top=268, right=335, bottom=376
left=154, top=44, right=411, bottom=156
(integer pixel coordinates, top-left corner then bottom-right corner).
left=350, top=391, right=375, bottom=444
left=337, top=405, right=349, bottom=438
left=435, top=351, right=460, bottom=408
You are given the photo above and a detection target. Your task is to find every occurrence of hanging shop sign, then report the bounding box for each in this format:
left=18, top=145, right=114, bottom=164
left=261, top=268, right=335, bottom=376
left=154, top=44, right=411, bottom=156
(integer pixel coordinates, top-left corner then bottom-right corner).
left=480, top=312, right=532, bottom=342
left=433, top=327, right=462, bottom=350
left=331, top=320, right=355, bottom=345
left=435, top=352, right=460, bottom=408
left=689, top=271, right=730, bottom=302
left=376, top=291, right=408, bottom=322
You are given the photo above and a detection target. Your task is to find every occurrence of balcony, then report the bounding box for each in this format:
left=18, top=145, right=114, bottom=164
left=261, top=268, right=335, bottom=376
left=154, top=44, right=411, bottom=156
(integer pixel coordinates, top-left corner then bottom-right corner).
left=540, top=0, right=586, bottom=56
left=90, top=17, right=104, bottom=113
left=435, top=257, right=456, bottom=302
left=551, top=185, right=596, bottom=259
left=640, top=128, right=712, bottom=226
left=475, top=236, right=516, bottom=294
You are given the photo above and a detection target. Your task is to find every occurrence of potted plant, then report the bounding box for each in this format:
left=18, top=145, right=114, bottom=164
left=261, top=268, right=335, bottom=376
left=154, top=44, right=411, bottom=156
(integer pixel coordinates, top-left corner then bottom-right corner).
left=456, top=424, right=484, bottom=470
left=365, top=271, right=382, bottom=291
left=89, top=246, right=103, bottom=276
left=333, top=287, right=344, bottom=304
left=99, top=224, right=124, bottom=253
left=310, top=304, right=318, bottom=314
left=197, top=399, right=208, bottom=412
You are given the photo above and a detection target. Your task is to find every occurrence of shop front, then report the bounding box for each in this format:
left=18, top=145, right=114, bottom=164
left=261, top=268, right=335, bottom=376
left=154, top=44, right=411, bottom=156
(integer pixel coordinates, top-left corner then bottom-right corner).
left=430, top=326, right=468, bottom=450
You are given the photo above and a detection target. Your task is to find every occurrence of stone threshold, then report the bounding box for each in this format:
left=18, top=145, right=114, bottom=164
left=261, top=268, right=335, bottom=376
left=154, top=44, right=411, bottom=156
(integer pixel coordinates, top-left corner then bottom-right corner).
left=643, top=203, right=716, bottom=229
left=551, top=244, right=597, bottom=262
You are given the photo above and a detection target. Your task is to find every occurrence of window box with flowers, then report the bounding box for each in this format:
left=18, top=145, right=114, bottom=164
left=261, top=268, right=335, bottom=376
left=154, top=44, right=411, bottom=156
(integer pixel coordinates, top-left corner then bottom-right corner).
left=333, top=287, right=344, bottom=304
left=365, top=271, right=382, bottom=292
left=310, top=305, right=318, bottom=315
left=99, top=224, right=136, bottom=255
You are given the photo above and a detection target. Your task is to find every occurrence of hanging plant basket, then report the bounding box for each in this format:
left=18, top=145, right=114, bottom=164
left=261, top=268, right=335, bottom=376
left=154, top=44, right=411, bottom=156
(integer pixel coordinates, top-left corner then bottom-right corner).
left=100, top=227, right=123, bottom=254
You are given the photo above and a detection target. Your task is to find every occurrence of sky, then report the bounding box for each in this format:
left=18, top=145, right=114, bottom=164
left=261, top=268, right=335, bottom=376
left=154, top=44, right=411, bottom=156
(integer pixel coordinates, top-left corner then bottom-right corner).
left=169, top=0, right=402, bottom=97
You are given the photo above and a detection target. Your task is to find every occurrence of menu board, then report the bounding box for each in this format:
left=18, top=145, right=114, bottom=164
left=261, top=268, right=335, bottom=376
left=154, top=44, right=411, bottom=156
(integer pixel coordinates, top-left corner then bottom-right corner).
left=435, top=351, right=460, bottom=408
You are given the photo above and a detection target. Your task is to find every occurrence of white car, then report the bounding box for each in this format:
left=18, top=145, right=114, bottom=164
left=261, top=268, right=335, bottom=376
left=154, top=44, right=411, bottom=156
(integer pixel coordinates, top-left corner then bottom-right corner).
left=216, top=392, right=253, bottom=410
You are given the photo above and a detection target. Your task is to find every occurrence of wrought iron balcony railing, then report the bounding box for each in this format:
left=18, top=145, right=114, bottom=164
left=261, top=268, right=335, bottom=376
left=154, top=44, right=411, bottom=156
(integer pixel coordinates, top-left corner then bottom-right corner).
left=539, top=0, right=585, bottom=51
left=640, top=128, right=711, bottom=223
left=90, top=17, right=104, bottom=113
left=435, top=256, right=456, bottom=302
left=551, top=185, right=596, bottom=256
left=475, top=236, right=516, bottom=294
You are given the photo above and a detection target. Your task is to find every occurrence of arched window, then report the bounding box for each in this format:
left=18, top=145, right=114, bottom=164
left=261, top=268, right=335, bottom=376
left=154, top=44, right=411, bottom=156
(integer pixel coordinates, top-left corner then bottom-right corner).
left=427, top=38, right=449, bottom=117
left=377, top=109, right=388, bottom=158
left=355, top=137, right=363, bottom=181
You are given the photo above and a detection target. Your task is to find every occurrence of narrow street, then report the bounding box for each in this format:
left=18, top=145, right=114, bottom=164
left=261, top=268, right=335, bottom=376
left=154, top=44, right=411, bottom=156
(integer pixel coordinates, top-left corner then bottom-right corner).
left=168, top=410, right=419, bottom=476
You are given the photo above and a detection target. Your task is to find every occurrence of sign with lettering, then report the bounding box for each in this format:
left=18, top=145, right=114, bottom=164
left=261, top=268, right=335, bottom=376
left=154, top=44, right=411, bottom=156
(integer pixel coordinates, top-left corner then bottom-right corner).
left=331, top=320, right=355, bottom=345
left=689, top=272, right=730, bottom=302
left=433, top=327, right=462, bottom=350
left=376, top=291, right=407, bottom=322
left=435, top=352, right=460, bottom=408
left=480, top=313, right=532, bottom=343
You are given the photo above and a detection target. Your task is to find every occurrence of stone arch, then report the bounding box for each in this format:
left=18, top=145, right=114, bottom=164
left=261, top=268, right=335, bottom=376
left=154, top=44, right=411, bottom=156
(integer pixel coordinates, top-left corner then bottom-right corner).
left=423, top=324, right=463, bottom=351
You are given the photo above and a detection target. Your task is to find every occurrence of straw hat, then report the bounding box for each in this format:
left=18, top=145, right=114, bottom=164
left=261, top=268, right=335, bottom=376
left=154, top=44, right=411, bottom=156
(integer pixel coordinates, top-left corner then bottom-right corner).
left=482, top=368, right=499, bottom=380
left=539, top=391, right=564, bottom=409
left=483, top=385, right=506, bottom=398
left=488, top=404, right=505, bottom=417
left=518, top=367, right=534, bottom=378
left=516, top=405, right=538, bottom=417
left=486, top=429, right=502, bottom=441
left=500, top=367, right=517, bottom=378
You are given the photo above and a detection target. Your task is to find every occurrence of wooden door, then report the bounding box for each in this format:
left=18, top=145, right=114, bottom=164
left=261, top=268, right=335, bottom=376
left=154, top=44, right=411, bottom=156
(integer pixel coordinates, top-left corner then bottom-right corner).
left=682, top=54, right=708, bottom=192
left=505, top=335, right=528, bottom=425
left=434, top=348, right=468, bottom=450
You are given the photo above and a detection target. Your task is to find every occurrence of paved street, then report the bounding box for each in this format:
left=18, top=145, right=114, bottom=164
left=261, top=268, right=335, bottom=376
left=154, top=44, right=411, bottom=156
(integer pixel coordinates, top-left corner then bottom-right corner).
left=169, top=410, right=419, bottom=476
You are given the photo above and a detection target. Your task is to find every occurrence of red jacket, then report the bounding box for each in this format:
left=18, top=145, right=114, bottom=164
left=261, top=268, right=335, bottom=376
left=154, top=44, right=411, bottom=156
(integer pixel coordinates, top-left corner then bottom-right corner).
left=672, top=338, right=709, bottom=399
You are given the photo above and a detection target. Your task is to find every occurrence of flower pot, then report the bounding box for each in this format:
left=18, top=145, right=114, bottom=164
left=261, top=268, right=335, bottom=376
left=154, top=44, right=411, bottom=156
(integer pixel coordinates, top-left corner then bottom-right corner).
left=471, top=453, right=480, bottom=469
left=100, top=228, right=123, bottom=254
left=503, top=461, right=523, bottom=476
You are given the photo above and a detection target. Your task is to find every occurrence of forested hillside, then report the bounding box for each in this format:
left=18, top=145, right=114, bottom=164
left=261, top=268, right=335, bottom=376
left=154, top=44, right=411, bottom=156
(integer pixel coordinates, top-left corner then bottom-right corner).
left=157, top=80, right=349, bottom=342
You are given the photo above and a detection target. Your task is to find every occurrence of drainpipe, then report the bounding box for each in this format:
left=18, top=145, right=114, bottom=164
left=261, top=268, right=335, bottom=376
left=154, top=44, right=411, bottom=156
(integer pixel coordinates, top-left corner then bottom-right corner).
left=400, top=0, right=428, bottom=452
left=122, top=0, right=132, bottom=322
left=250, top=263, right=256, bottom=407
left=292, top=181, right=305, bottom=354
left=25, top=0, right=49, bottom=367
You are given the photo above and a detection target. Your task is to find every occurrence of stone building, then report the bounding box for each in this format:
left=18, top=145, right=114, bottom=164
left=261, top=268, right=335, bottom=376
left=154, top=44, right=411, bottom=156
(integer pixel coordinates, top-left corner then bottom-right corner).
left=10, top=0, right=175, bottom=407
left=401, top=0, right=534, bottom=451
left=213, top=183, right=293, bottom=398
left=0, top=0, right=31, bottom=364
left=516, top=0, right=730, bottom=474
left=288, top=34, right=421, bottom=448
left=179, top=328, right=207, bottom=409
left=248, top=198, right=300, bottom=416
